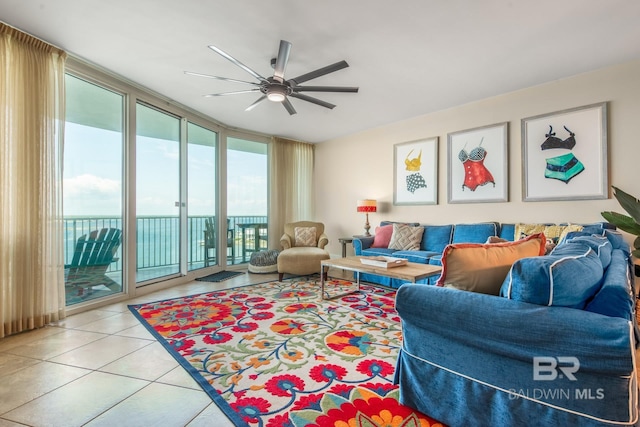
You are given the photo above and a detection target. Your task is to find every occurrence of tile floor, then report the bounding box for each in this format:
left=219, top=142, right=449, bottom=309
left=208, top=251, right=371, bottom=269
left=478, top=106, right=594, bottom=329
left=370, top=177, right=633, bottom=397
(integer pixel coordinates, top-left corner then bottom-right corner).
left=0, top=271, right=289, bottom=427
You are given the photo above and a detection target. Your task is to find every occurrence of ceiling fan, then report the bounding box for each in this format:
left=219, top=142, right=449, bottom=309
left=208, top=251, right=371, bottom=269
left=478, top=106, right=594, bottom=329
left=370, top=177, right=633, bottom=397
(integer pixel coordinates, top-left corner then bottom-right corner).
left=185, top=40, right=359, bottom=115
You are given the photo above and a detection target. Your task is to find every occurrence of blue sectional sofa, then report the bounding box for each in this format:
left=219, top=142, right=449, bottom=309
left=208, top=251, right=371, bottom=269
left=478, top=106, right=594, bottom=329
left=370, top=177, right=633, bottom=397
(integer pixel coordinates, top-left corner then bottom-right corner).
left=353, top=221, right=609, bottom=288
left=394, top=229, right=639, bottom=426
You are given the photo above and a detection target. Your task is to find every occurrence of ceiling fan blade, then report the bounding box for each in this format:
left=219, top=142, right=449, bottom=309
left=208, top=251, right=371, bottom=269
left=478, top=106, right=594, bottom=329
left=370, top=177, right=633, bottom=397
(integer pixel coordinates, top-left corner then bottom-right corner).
left=203, top=89, right=260, bottom=97
left=208, top=44, right=268, bottom=83
left=245, top=95, right=267, bottom=111
left=184, top=71, right=259, bottom=86
left=273, top=40, right=292, bottom=83
left=289, top=60, right=349, bottom=85
left=282, top=97, right=297, bottom=115
left=290, top=93, right=336, bottom=109
left=292, top=85, right=359, bottom=93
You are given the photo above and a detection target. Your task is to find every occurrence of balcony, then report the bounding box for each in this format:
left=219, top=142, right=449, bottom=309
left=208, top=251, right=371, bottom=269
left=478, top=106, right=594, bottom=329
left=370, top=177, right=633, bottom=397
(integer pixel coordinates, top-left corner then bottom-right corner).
left=64, top=215, right=267, bottom=305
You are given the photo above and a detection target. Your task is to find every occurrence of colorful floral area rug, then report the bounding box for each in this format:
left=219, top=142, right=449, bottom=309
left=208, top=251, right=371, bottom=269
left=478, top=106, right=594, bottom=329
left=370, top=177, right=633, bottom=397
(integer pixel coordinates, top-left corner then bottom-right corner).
left=128, top=276, right=445, bottom=427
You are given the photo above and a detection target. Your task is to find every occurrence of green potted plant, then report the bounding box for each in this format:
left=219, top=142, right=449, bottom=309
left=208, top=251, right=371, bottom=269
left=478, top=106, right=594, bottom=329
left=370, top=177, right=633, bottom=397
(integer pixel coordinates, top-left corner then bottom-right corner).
left=601, top=186, right=640, bottom=258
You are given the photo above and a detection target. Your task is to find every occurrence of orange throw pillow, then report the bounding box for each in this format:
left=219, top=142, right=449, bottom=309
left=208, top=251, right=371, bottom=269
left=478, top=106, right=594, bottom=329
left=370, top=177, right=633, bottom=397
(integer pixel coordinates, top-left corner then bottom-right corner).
left=435, top=233, right=546, bottom=295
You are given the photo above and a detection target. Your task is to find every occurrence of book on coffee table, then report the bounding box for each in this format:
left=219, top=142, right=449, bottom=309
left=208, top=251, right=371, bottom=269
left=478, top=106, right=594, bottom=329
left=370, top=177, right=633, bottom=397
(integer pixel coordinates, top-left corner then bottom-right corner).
left=360, top=256, right=408, bottom=268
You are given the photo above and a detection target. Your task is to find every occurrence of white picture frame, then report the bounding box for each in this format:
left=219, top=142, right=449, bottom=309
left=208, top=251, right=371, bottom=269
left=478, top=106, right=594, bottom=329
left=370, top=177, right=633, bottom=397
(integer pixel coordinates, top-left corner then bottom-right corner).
left=447, top=122, right=509, bottom=204
left=521, top=102, right=608, bottom=202
left=393, top=137, right=438, bottom=205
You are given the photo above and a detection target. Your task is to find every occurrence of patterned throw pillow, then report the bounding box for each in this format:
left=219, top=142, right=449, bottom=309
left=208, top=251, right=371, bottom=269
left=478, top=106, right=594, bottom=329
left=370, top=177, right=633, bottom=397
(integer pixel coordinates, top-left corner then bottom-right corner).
left=388, top=223, right=424, bottom=251
left=514, top=223, right=584, bottom=243
left=514, top=223, right=584, bottom=254
left=294, top=227, right=317, bottom=247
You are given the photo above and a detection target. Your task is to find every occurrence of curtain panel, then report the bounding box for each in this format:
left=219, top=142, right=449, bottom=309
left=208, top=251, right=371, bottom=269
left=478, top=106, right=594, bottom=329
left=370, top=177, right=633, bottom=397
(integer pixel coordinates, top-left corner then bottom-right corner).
left=268, top=137, right=314, bottom=249
left=0, top=24, right=67, bottom=337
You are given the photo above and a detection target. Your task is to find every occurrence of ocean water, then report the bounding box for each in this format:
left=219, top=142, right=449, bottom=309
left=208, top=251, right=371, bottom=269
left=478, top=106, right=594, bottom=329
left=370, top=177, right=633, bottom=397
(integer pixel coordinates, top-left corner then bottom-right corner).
left=64, top=215, right=267, bottom=271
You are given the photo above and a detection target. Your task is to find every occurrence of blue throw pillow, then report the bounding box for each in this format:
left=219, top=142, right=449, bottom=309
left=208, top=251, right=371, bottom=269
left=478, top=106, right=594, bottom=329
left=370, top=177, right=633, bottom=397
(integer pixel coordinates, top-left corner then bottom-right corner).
left=500, top=243, right=603, bottom=309
left=603, top=229, right=631, bottom=254
left=559, top=234, right=612, bottom=269
left=585, top=250, right=635, bottom=320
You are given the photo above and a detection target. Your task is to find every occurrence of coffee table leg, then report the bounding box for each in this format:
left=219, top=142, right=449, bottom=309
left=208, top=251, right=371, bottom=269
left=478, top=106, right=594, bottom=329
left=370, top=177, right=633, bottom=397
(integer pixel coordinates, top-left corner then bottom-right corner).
left=322, top=268, right=361, bottom=301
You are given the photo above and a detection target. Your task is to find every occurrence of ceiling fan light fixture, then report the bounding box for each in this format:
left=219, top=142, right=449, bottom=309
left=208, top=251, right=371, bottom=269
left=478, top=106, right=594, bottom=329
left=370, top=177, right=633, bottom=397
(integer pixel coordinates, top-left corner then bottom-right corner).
left=266, top=85, right=287, bottom=102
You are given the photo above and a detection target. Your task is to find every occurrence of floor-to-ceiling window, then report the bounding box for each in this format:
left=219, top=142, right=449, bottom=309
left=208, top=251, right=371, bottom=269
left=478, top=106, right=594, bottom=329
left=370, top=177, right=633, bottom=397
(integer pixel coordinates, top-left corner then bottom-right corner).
left=63, top=60, right=270, bottom=311
left=63, top=74, right=124, bottom=306
left=227, top=137, right=268, bottom=264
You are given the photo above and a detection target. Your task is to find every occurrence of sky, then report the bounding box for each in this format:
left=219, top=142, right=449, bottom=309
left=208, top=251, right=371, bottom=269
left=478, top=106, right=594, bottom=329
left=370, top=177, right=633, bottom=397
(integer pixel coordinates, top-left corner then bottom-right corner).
left=63, top=122, right=267, bottom=217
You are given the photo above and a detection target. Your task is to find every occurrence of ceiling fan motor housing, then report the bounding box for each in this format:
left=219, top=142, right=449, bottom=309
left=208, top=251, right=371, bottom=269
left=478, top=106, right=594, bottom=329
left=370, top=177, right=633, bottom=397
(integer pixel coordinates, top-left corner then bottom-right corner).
left=261, top=78, right=292, bottom=102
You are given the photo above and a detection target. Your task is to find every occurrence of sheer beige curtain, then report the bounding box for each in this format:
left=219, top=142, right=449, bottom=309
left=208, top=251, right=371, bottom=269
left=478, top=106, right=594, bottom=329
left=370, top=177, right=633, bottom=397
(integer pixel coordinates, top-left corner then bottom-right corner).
left=269, top=137, right=314, bottom=248
left=0, top=24, right=67, bottom=338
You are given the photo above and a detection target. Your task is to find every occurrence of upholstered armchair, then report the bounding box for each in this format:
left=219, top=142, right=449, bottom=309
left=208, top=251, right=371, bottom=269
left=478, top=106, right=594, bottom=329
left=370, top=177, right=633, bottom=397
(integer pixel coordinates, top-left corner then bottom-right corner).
left=277, top=221, right=330, bottom=281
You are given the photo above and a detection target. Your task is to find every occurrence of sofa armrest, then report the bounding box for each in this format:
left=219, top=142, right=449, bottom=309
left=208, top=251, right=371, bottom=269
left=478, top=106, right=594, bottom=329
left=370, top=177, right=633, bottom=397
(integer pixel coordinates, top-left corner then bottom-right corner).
left=317, top=233, right=329, bottom=249
left=353, top=236, right=374, bottom=255
left=280, top=233, right=292, bottom=250
left=396, top=284, right=634, bottom=375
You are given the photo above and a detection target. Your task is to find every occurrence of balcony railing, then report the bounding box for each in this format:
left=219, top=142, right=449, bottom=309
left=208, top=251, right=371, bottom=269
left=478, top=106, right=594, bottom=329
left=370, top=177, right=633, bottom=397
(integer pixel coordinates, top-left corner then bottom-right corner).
left=63, top=215, right=268, bottom=273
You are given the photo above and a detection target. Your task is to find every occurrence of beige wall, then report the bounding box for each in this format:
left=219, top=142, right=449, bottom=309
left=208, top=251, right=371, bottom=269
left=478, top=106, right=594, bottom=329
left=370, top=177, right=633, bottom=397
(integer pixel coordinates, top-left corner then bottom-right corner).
left=315, top=60, right=640, bottom=258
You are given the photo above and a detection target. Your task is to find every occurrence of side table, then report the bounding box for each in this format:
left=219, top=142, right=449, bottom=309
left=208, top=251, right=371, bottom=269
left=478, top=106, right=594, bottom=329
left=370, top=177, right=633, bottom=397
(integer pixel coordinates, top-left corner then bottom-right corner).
left=338, top=237, right=354, bottom=258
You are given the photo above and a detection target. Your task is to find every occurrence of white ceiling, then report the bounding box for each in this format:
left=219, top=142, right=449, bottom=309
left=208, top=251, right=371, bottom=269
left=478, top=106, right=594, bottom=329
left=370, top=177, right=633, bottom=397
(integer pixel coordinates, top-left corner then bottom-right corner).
left=1, top=0, right=640, bottom=143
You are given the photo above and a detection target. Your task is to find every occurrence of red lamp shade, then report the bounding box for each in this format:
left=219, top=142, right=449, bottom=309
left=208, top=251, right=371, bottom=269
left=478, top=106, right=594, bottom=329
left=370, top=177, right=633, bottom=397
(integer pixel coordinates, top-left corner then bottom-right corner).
left=356, top=199, right=377, bottom=213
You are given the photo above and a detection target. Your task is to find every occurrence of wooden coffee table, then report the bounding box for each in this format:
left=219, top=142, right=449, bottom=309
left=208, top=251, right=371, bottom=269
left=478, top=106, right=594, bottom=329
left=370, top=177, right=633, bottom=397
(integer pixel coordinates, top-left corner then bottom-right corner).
left=320, top=256, right=442, bottom=300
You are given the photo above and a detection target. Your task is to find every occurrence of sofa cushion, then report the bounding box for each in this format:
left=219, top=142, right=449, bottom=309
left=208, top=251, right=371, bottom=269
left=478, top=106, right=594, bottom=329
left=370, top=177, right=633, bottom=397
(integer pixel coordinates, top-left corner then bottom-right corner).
left=452, top=223, right=498, bottom=244
left=560, top=234, right=612, bottom=269
left=579, top=222, right=608, bottom=234
left=421, top=224, right=454, bottom=253
left=392, top=250, right=439, bottom=264
left=501, top=242, right=603, bottom=308
left=371, top=224, right=394, bottom=248
left=435, top=233, right=546, bottom=295
left=294, top=226, right=316, bottom=247
left=388, top=223, right=424, bottom=251
left=602, top=229, right=630, bottom=253
left=585, top=250, right=634, bottom=320
left=498, top=223, right=516, bottom=241
left=361, top=247, right=398, bottom=258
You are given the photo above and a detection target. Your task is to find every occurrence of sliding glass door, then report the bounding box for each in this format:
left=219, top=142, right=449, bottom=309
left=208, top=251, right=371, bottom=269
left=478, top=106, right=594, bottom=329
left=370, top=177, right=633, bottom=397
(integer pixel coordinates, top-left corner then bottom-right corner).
left=187, top=122, right=219, bottom=270
left=135, top=103, right=181, bottom=284
left=63, top=75, right=124, bottom=306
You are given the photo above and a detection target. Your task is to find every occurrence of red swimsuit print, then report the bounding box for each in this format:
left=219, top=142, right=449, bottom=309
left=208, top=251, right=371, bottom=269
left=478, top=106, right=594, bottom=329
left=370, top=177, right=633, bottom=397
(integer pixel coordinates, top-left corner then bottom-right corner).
left=458, top=140, right=495, bottom=191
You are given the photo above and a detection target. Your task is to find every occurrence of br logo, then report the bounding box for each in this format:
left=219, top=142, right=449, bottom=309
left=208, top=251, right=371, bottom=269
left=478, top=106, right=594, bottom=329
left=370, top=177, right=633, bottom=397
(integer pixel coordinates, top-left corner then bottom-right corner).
left=533, top=356, right=580, bottom=381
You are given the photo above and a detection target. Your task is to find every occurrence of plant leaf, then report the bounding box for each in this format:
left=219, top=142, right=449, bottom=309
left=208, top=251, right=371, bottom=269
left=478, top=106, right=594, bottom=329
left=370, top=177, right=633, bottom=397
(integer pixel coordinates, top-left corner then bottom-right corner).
left=612, top=186, right=640, bottom=224
left=601, top=211, right=640, bottom=235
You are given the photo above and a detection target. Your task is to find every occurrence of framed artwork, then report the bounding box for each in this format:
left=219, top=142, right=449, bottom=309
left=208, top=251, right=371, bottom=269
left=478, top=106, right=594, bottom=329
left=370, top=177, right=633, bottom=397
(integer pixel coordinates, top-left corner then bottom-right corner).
left=447, top=122, right=509, bottom=204
left=521, top=102, right=608, bottom=201
left=393, top=137, right=438, bottom=205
